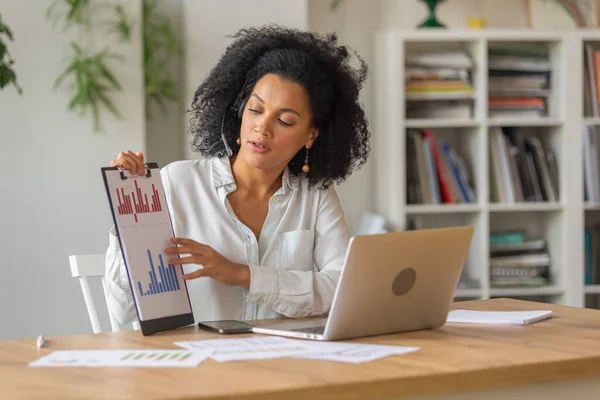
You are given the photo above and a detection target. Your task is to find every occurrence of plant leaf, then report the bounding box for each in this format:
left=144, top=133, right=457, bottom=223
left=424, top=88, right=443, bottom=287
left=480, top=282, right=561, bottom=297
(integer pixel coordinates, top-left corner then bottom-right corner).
left=98, top=62, right=121, bottom=90
left=3, top=24, right=13, bottom=41
left=97, top=90, right=121, bottom=118
left=0, top=64, right=10, bottom=88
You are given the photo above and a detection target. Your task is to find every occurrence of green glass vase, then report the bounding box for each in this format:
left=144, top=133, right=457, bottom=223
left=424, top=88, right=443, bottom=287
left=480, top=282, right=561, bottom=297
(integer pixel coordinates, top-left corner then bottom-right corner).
left=418, top=0, right=446, bottom=28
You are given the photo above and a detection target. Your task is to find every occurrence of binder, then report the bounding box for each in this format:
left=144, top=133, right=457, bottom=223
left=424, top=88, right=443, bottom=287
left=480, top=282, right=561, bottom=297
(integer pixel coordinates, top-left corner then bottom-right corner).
left=101, top=163, right=194, bottom=336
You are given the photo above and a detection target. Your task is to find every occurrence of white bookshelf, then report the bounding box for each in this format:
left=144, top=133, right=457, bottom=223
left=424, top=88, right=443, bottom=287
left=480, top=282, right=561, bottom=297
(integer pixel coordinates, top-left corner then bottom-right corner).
left=373, top=29, right=591, bottom=308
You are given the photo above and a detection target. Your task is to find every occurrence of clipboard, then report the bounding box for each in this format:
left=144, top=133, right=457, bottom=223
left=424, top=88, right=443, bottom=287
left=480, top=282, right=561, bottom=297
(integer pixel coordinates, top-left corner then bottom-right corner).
left=101, top=162, right=194, bottom=336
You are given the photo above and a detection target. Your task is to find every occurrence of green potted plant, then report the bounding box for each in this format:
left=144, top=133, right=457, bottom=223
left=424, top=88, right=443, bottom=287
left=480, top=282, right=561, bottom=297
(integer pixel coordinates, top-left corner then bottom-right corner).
left=47, top=0, right=130, bottom=131
left=47, top=0, right=180, bottom=130
left=0, top=12, right=22, bottom=94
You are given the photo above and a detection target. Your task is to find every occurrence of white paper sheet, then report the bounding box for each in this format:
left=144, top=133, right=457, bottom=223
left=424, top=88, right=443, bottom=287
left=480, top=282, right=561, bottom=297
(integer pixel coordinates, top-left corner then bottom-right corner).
left=29, top=349, right=210, bottom=368
left=174, top=337, right=420, bottom=363
left=292, top=342, right=420, bottom=364
left=446, top=309, right=553, bottom=325
left=174, top=337, right=313, bottom=361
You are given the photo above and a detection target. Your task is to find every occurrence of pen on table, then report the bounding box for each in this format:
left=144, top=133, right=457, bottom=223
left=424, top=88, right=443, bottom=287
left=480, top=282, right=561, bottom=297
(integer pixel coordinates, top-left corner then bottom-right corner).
left=36, top=335, right=45, bottom=350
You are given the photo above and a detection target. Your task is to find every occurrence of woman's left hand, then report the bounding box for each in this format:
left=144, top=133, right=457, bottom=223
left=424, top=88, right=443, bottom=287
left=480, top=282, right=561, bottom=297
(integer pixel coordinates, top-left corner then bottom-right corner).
left=166, top=238, right=250, bottom=288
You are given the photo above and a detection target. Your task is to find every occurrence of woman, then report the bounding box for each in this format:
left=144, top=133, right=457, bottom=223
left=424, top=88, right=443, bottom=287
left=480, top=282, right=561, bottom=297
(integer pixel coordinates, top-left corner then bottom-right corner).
left=105, top=25, right=370, bottom=325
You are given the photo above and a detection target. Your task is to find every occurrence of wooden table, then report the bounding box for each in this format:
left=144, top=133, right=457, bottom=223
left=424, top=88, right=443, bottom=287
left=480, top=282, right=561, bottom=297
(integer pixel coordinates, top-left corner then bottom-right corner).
left=2, top=298, right=600, bottom=400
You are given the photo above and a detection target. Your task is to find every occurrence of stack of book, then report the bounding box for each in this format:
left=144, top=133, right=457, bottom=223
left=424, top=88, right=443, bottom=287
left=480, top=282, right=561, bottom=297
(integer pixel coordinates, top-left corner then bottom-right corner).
left=489, top=127, right=559, bottom=203
left=406, top=129, right=475, bottom=205
left=489, top=231, right=551, bottom=288
left=405, top=50, right=474, bottom=119
left=583, top=125, right=600, bottom=203
left=488, top=45, right=551, bottom=118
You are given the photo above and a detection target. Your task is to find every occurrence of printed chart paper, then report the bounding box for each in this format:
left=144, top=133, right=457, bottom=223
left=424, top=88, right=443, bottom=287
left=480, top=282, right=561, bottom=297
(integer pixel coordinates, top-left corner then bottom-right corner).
left=29, top=349, right=210, bottom=368
left=103, top=167, right=192, bottom=321
left=174, top=337, right=312, bottom=362
left=174, top=337, right=420, bottom=363
left=291, top=342, right=421, bottom=364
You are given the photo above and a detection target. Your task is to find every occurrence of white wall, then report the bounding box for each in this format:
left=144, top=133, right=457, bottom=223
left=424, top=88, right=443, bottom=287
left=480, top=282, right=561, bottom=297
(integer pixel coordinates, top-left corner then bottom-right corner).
left=181, top=0, right=309, bottom=160
left=0, top=0, right=145, bottom=340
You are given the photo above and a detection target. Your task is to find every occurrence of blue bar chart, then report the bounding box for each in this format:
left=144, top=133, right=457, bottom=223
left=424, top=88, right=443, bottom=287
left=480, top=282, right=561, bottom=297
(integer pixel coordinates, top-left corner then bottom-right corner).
left=138, top=249, right=181, bottom=296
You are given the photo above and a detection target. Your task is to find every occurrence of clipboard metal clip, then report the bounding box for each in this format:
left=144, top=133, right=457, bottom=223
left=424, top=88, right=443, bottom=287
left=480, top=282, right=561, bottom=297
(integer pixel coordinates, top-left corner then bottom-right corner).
left=117, top=165, right=152, bottom=180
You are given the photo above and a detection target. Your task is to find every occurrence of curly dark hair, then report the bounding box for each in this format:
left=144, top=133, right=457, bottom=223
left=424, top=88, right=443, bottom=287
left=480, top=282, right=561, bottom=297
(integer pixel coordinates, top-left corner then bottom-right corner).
left=188, top=24, right=370, bottom=188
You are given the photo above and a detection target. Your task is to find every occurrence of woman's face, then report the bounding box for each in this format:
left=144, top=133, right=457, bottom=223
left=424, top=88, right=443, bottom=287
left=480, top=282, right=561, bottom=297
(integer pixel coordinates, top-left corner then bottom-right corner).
left=237, top=73, right=318, bottom=174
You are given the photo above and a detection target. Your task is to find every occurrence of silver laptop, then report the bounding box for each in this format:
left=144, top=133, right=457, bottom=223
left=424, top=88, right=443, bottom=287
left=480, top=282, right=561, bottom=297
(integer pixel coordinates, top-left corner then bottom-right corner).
left=251, top=226, right=474, bottom=341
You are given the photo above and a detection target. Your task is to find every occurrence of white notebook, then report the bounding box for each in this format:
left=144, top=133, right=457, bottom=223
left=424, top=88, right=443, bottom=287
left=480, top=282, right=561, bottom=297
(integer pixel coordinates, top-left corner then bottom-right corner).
left=446, top=310, right=553, bottom=326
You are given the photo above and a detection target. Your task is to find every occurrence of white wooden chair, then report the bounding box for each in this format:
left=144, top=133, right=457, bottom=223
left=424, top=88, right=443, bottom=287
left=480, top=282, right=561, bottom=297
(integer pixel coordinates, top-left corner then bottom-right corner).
left=69, top=254, right=141, bottom=333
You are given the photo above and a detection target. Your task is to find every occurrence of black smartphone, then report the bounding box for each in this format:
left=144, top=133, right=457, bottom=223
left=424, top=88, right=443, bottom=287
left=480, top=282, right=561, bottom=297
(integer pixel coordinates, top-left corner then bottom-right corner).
left=197, top=320, right=254, bottom=334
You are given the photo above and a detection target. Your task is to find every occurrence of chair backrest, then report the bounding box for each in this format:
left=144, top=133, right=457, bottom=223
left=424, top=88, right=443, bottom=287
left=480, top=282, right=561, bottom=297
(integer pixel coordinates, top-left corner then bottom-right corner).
left=69, top=254, right=140, bottom=333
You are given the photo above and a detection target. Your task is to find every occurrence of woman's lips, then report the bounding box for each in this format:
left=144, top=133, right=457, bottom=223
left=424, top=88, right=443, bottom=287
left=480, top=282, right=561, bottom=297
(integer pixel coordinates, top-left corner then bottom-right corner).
left=248, top=140, right=270, bottom=153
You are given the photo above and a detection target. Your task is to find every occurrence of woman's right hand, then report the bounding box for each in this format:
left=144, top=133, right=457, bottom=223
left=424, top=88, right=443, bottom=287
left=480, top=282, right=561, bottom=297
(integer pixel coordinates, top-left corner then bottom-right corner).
left=110, top=150, right=146, bottom=176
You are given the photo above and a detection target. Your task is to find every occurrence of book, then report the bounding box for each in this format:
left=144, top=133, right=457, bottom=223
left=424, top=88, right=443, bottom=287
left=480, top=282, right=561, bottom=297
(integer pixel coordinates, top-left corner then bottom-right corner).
left=406, top=51, right=473, bottom=69
left=489, top=231, right=524, bottom=245
left=490, top=239, right=547, bottom=255
left=446, top=310, right=553, bottom=325
left=487, top=44, right=551, bottom=117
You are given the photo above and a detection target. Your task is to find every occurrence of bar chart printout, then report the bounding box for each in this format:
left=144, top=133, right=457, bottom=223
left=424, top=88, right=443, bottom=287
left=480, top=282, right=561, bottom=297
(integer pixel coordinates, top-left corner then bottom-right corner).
left=103, top=165, right=193, bottom=324
left=29, top=350, right=211, bottom=368
left=138, top=249, right=181, bottom=296
left=116, top=180, right=162, bottom=222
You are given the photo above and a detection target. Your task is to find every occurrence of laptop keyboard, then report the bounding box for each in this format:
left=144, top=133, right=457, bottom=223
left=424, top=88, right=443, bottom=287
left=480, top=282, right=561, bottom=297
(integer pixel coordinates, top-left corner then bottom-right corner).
left=291, top=325, right=325, bottom=335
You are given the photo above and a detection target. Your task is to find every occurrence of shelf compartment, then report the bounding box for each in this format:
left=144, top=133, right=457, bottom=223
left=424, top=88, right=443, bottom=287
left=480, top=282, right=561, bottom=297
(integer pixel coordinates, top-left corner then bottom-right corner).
left=404, top=40, right=480, bottom=121
left=406, top=127, right=482, bottom=207
left=488, top=125, right=562, bottom=205
left=486, top=39, right=562, bottom=120
left=489, top=211, right=564, bottom=294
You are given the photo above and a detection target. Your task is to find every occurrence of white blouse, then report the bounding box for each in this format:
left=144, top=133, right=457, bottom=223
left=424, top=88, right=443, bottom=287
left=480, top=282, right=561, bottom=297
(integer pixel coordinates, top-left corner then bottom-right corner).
left=104, top=156, right=350, bottom=325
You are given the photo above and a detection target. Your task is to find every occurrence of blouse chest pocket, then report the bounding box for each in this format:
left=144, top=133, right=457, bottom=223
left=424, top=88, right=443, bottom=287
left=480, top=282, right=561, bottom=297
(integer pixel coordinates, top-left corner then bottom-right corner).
left=277, top=230, right=315, bottom=272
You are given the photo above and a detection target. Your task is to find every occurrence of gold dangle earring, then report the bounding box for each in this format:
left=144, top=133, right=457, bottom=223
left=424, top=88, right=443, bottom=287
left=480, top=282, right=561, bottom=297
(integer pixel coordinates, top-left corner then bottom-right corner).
left=302, top=147, right=310, bottom=173
left=236, top=137, right=241, bottom=145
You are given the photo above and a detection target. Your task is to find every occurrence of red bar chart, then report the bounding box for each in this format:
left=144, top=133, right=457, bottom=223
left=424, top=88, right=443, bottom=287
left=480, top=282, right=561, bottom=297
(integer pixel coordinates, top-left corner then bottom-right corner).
left=115, top=181, right=162, bottom=222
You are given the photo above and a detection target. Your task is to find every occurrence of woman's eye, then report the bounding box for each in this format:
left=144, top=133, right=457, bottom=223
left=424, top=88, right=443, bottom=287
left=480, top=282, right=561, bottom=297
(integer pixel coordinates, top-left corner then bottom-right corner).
left=278, top=119, right=292, bottom=127
left=248, top=108, right=261, bottom=114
